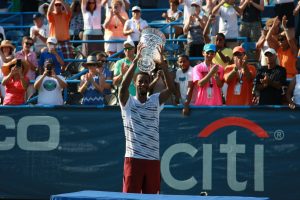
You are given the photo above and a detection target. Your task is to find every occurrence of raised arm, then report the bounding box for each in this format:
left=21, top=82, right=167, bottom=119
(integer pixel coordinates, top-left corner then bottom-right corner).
left=119, top=44, right=143, bottom=106
left=282, top=15, right=298, bottom=56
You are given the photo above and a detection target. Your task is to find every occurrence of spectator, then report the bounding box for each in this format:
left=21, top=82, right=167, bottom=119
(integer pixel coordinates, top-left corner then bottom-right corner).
left=119, top=44, right=174, bottom=194
left=183, top=0, right=208, bottom=59
left=254, top=48, right=287, bottom=105
left=212, top=33, right=233, bottom=67
left=274, top=16, right=298, bottom=79
left=96, top=52, right=113, bottom=97
left=78, top=55, right=106, bottom=105
left=0, top=40, right=15, bottom=100
left=179, top=0, right=203, bottom=22
left=103, top=0, right=128, bottom=56
left=47, top=0, right=74, bottom=60
left=274, top=0, right=295, bottom=37
left=113, top=40, right=138, bottom=96
left=70, top=0, right=84, bottom=41
left=38, top=2, right=50, bottom=25
left=34, top=59, right=67, bottom=105
left=286, top=74, right=300, bottom=109
left=81, top=0, right=104, bottom=57
left=123, top=6, right=148, bottom=47
left=30, top=13, right=49, bottom=56
left=192, top=43, right=224, bottom=105
left=224, top=46, right=256, bottom=105
left=161, top=0, right=183, bottom=38
left=174, top=54, right=196, bottom=115
left=256, top=17, right=281, bottom=67
left=103, top=0, right=130, bottom=17
left=15, top=36, right=38, bottom=100
left=39, top=37, right=65, bottom=75
left=239, top=0, right=264, bottom=42
left=212, top=0, right=241, bottom=40
left=1, top=59, right=29, bottom=105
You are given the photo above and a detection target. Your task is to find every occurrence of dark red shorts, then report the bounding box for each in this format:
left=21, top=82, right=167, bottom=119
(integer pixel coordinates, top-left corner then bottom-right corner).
left=122, top=157, right=160, bottom=194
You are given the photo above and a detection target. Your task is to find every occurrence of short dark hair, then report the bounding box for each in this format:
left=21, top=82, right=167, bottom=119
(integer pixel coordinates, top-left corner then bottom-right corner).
left=133, top=71, right=151, bottom=82
left=216, top=32, right=225, bottom=39
left=177, top=54, right=189, bottom=60
left=22, top=36, right=33, bottom=44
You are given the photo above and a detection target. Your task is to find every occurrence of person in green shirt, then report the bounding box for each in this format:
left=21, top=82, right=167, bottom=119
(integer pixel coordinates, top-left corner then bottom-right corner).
left=113, top=40, right=139, bottom=96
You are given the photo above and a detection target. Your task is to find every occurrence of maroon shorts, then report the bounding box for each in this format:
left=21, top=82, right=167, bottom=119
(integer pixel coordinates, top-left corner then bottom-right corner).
left=122, top=157, right=160, bottom=194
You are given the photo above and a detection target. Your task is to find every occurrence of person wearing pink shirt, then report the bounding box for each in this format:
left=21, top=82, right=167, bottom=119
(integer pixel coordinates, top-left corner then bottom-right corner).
left=192, top=43, right=224, bottom=106
left=15, top=36, right=38, bottom=99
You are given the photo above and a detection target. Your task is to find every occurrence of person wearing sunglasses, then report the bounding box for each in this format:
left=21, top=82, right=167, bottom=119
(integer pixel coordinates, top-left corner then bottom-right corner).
left=192, top=43, right=224, bottom=106
left=113, top=40, right=138, bottom=97
left=15, top=36, right=38, bottom=100
left=47, top=0, right=74, bottom=60
left=224, top=46, right=256, bottom=105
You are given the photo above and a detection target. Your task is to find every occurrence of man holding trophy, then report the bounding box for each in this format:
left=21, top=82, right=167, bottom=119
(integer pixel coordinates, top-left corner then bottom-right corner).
left=119, top=39, right=175, bottom=193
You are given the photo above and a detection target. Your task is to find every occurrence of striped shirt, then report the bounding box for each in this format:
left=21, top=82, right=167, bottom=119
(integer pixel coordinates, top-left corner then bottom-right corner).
left=120, top=93, right=163, bottom=160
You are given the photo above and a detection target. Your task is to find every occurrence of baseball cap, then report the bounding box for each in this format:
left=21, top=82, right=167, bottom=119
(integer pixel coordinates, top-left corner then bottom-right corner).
left=233, top=46, right=245, bottom=54
left=264, top=48, right=276, bottom=55
left=203, top=43, right=216, bottom=52
left=132, top=6, right=141, bottom=12
left=47, top=37, right=57, bottom=44
left=123, top=40, right=135, bottom=47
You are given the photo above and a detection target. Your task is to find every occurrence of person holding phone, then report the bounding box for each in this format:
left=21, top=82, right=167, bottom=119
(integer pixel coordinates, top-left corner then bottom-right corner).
left=34, top=59, right=67, bottom=105
left=1, top=59, right=29, bottom=105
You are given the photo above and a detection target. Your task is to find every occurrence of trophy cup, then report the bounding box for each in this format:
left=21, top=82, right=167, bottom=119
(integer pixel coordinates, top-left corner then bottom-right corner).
left=137, top=28, right=166, bottom=72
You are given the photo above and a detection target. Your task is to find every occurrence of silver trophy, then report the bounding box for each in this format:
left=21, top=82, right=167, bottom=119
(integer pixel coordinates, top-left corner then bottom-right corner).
left=138, top=28, right=166, bottom=72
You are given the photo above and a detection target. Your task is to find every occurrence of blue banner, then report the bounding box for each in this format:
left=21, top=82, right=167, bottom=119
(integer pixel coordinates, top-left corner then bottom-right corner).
left=0, top=106, right=299, bottom=200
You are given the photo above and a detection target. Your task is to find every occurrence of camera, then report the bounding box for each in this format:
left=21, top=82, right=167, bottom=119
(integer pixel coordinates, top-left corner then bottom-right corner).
left=16, top=59, right=22, bottom=68
left=46, top=65, right=52, bottom=76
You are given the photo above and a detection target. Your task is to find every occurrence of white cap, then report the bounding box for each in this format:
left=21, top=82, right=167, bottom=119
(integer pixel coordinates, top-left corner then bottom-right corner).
left=191, top=0, right=202, bottom=6
left=47, top=37, right=58, bottom=44
left=264, top=48, right=276, bottom=55
left=123, top=40, right=135, bottom=47
left=132, top=6, right=141, bottom=12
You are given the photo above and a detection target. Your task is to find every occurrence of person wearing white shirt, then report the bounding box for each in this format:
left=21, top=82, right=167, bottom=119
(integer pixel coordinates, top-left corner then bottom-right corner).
left=123, top=6, right=148, bottom=47
left=81, top=0, right=104, bottom=56
left=34, top=59, right=67, bottom=105
left=30, top=13, right=49, bottom=56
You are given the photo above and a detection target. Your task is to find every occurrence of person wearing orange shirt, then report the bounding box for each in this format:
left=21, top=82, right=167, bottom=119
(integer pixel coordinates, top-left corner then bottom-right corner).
left=47, top=0, right=74, bottom=60
left=224, top=46, right=256, bottom=105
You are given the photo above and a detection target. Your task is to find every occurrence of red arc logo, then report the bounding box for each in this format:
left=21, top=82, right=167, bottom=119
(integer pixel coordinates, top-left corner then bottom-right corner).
left=198, top=117, right=269, bottom=138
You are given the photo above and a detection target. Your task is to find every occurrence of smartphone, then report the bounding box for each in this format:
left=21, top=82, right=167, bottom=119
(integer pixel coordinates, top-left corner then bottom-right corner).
left=190, top=7, right=196, bottom=16
left=16, top=59, right=22, bottom=68
left=46, top=65, right=52, bottom=76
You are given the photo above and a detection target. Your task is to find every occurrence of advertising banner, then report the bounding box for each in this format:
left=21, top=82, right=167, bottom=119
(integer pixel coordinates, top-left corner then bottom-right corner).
left=0, top=106, right=299, bottom=200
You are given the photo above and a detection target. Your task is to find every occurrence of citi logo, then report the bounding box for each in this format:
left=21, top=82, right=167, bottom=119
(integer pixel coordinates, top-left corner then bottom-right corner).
left=161, top=117, right=269, bottom=192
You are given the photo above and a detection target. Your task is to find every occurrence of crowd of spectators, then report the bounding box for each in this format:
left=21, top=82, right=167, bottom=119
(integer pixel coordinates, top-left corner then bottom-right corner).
left=0, top=0, right=300, bottom=110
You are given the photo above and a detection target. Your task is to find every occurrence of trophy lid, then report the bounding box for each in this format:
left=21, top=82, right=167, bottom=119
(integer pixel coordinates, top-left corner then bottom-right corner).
left=140, top=28, right=166, bottom=45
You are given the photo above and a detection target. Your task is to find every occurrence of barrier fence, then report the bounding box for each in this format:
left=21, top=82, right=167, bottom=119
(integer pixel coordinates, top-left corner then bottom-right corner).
left=0, top=106, right=299, bottom=200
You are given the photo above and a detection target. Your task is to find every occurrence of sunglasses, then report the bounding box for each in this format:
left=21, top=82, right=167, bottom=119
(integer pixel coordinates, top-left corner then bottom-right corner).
left=124, top=47, right=134, bottom=51
left=234, top=52, right=244, bottom=57
left=132, top=10, right=140, bottom=13
left=25, top=42, right=33, bottom=46
left=88, top=1, right=96, bottom=4
left=55, top=3, right=62, bottom=7
left=206, top=51, right=215, bottom=55
left=278, top=37, right=286, bottom=42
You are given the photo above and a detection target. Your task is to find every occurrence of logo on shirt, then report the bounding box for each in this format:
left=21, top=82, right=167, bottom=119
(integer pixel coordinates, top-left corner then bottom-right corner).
left=43, top=79, right=57, bottom=91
